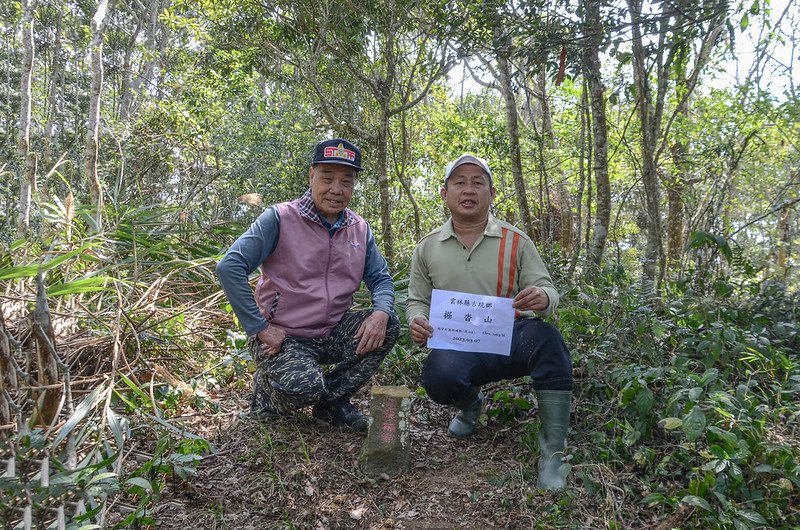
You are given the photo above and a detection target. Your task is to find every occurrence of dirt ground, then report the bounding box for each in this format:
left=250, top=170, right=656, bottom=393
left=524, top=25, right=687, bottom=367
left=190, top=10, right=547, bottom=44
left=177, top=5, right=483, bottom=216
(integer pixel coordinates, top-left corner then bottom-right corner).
left=148, top=385, right=681, bottom=530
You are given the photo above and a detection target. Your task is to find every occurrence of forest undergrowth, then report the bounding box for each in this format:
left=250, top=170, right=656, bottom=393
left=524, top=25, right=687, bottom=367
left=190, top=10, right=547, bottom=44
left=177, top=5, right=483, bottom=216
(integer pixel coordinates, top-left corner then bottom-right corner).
left=1, top=205, right=798, bottom=529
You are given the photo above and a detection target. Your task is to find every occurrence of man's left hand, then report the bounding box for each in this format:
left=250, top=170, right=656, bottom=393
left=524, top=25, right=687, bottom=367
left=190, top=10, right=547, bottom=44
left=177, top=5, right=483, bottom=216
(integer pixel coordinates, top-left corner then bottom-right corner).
left=512, top=286, right=549, bottom=312
left=354, top=310, right=390, bottom=355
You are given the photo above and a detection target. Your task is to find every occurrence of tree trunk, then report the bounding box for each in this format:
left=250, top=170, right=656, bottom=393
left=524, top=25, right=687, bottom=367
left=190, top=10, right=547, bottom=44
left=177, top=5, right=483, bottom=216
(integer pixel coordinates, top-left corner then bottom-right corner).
left=127, top=0, right=165, bottom=119
left=496, top=48, right=535, bottom=238
left=532, top=71, right=551, bottom=245
left=16, top=0, right=37, bottom=238
left=43, top=14, right=63, bottom=194
left=776, top=206, right=792, bottom=281
left=583, top=0, right=611, bottom=268
left=584, top=82, right=594, bottom=259
left=0, top=312, right=17, bottom=430
left=85, top=0, right=112, bottom=220
left=395, top=113, right=421, bottom=242
left=376, top=112, right=395, bottom=264
left=665, top=179, right=685, bottom=269
left=118, top=19, right=142, bottom=121
left=30, top=275, right=60, bottom=426
left=567, top=81, right=588, bottom=278
left=668, top=18, right=724, bottom=276
left=627, top=0, right=663, bottom=295
left=529, top=71, right=574, bottom=255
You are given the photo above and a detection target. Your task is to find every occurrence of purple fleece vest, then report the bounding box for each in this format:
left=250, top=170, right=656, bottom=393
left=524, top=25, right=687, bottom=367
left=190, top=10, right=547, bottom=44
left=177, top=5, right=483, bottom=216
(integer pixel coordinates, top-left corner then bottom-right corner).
left=254, top=199, right=368, bottom=338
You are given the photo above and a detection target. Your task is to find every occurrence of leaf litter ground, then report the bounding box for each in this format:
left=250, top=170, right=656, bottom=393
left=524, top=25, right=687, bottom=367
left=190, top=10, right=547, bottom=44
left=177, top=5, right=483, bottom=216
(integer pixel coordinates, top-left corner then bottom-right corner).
left=148, top=384, right=678, bottom=529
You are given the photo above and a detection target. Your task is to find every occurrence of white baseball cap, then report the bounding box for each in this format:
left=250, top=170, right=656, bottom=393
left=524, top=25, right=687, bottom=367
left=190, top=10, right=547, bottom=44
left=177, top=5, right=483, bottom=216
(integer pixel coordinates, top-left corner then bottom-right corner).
left=444, top=154, right=493, bottom=185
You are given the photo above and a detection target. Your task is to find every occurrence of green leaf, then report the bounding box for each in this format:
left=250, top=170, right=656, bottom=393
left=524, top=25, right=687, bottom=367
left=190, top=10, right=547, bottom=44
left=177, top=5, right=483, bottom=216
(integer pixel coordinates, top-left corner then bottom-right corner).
left=641, top=493, right=665, bottom=505
left=0, top=244, right=97, bottom=280
left=73, top=504, right=103, bottom=523
left=681, top=495, right=712, bottom=511
left=47, top=276, right=113, bottom=297
left=118, top=372, right=152, bottom=405
left=707, top=426, right=738, bottom=448
left=708, top=445, right=728, bottom=459
left=144, top=413, right=215, bottom=451
left=125, top=477, right=154, bottom=493
left=86, top=472, right=117, bottom=486
left=107, top=408, right=128, bottom=451
left=660, top=417, right=683, bottom=430
left=52, top=384, right=109, bottom=447
left=682, top=406, right=706, bottom=442
left=112, top=388, right=138, bottom=411
left=740, top=12, right=749, bottom=31
left=687, top=231, right=733, bottom=263
left=635, top=387, right=654, bottom=416
left=736, top=509, right=767, bottom=525
left=700, top=368, right=719, bottom=386
left=729, top=463, right=743, bottom=481
left=652, top=322, right=666, bottom=339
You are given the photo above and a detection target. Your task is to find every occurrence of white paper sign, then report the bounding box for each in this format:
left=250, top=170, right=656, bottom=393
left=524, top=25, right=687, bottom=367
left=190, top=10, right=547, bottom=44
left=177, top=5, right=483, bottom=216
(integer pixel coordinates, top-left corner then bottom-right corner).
left=426, top=289, right=514, bottom=356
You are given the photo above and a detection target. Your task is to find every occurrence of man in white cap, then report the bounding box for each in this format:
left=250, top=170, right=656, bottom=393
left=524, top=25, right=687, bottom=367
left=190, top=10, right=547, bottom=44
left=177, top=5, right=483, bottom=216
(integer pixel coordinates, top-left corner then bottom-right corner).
left=407, top=154, right=573, bottom=490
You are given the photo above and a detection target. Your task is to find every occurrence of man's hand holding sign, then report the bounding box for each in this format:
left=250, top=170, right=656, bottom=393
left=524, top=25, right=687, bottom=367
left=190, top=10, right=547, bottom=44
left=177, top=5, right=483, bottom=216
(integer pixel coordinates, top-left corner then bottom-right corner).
left=424, top=289, right=514, bottom=355
left=409, top=286, right=550, bottom=351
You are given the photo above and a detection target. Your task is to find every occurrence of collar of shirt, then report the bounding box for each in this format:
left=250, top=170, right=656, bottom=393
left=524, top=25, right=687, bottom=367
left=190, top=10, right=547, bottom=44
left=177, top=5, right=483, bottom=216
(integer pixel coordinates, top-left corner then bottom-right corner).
left=438, top=213, right=503, bottom=241
left=297, top=188, right=352, bottom=234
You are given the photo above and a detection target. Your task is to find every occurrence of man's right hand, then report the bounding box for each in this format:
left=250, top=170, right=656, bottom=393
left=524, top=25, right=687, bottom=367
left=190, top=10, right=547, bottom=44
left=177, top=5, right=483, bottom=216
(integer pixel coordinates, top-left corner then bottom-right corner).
left=409, top=316, right=433, bottom=345
left=257, top=325, right=286, bottom=358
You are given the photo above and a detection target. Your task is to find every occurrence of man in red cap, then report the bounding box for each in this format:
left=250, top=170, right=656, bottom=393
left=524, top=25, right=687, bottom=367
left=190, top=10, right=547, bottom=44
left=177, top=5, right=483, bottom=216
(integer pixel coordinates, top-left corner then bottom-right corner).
left=217, top=138, right=399, bottom=431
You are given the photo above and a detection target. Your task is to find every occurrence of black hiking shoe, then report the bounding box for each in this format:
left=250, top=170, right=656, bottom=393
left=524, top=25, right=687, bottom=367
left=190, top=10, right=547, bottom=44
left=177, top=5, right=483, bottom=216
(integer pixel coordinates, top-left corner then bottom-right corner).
left=312, top=399, right=369, bottom=432
left=239, top=407, right=284, bottom=421
left=240, top=396, right=285, bottom=421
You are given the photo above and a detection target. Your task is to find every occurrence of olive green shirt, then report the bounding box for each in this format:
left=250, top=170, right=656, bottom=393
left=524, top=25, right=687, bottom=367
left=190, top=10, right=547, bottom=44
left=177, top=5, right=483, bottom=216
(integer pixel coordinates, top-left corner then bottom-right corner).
left=407, top=214, right=560, bottom=324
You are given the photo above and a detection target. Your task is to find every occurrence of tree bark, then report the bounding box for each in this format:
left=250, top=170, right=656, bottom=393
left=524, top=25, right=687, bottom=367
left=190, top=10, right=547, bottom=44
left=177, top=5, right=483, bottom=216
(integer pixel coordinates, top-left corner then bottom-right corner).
left=0, top=312, right=17, bottom=429
left=123, top=0, right=164, bottom=119
left=531, top=71, right=551, bottom=245
left=775, top=204, right=792, bottom=281
left=16, top=0, right=37, bottom=238
left=43, top=13, right=63, bottom=193
left=375, top=112, right=395, bottom=263
left=627, top=0, right=663, bottom=295
left=667, top=71, right=688, bottom=275
left=567, top=81, right=589, bottom=278
left=666, top=18, right=724, bottom=275
left=583, top=0, right=611, bottom=268
left=85, top=0, right=112, bottom=219
left=666, top=42, right=689, bottom=274
left=30, top=275, right=60, bottom=426
left=118, top=17, right=143, bottom=121
left=527, top=71, right=573, bottom=255
left=496, top=42, right=535, bottom=238
left=393, top=113, right=421, bottom=242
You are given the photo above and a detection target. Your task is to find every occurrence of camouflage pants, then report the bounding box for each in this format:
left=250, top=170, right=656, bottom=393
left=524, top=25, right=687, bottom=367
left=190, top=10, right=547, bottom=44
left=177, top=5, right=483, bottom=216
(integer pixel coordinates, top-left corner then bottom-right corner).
left=249, top=309, right=400, bottom=414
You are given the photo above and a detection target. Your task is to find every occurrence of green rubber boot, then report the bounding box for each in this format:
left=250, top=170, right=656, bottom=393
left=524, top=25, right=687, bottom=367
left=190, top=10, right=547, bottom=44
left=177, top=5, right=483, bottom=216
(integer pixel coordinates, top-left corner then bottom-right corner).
left=447, top=390, right=485, bottom=438
left=535, top=390, right=572, bottom=491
